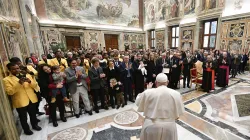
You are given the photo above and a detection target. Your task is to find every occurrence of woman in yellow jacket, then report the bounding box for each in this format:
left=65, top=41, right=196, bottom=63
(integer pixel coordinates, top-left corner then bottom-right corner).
left=3, top=63, right=41, bottom=135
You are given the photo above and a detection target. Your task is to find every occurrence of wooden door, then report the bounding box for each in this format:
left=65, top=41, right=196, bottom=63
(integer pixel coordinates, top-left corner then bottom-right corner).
left=65, top=36, right=81, bottom=50
left=104, top=34, right=118, bottom=50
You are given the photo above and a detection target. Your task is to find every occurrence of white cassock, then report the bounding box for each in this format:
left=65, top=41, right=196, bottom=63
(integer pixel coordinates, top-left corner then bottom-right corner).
left=136, top=85, right=185, bottom=140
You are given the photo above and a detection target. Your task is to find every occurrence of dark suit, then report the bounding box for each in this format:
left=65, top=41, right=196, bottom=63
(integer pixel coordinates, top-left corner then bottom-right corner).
left=114, top=60, right=122, bottom=68
left=169, top=56, right=181, bottom=89
left=120, top=62, right=134, bottom=102
left=155, top=57, right=170, bottom=75
left=145, top=60, right=156, bottom=84
left=132, top=60, right=145, bottom=98
left=88, top=66, right=106, bottom=110
left=183, top=57, right=193, bottom=87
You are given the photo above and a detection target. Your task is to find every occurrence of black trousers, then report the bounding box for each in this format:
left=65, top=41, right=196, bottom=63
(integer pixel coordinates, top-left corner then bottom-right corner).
left=123, top=77, right=133, bottom=102
left=16, top=101, right=38, bottom=132
left=183, top=73, right=190, bottom=86
left=92, top=88, right=105, bottom=109
left=47, top=94, right=65, bottom=123
left=108, top=87, right=116, bottom=106
left=35, top=91, right=42, bottom=113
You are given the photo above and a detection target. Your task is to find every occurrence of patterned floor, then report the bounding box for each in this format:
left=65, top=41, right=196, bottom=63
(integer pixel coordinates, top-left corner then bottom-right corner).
left=19, top=73, right=250, bottom=140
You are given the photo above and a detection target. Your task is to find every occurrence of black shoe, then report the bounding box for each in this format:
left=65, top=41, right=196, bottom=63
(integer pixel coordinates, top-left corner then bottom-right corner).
left=112, top=105, right=115, bottom=109
left=101, top=106, right=109, bottom=110
left=122, top=104, right=125, bottom=107
left=36, top=119, right=40, bottom=122
left=85, top=110, right=93, bottom=115
left=37, top=112, right=45, bottom=116
left=88, top=111, right=93, bottom=115
left=53, top=122, right=58, bottom=127
left=124, top=102, right=127, bottom=105
left=187, top=86, right=191, bottom=88
left=129, top=100, right=135, bottom=103
left=116, top=105, right=120, bottom=109
left=61, top=117, right=67, bottom=122
left=32, top=125, right=42, bottom=131
left=95, top=108, right=99, bottom=113
left=75, top=114, right=80, bottom=118
left=24, top=130, right=33, bottom=135
left=183, top=86, right=186, bottom=88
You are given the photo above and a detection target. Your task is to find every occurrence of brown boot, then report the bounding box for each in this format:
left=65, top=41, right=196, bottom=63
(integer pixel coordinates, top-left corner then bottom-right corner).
left=51, top=97, right=56, bottom=103
left=63, top=97, right=70, bottom=102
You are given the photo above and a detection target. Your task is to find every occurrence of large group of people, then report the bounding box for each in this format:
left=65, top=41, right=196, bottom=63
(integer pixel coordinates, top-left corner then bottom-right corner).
left=3, top=47, right=249, bottom=137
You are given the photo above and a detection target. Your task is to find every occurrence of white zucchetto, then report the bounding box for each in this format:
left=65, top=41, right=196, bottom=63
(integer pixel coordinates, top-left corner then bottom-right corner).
left=156, top=73, right=168, bottom=83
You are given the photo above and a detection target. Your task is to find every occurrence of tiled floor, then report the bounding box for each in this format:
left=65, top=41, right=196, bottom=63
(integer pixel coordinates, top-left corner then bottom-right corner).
left=19, top=73, right=250, bottom=140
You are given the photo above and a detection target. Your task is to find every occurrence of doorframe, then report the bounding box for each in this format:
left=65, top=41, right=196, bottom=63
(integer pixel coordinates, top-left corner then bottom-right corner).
left=62, top=33, right=81, bottom=50
left=103, top=31, right=122, bottom=50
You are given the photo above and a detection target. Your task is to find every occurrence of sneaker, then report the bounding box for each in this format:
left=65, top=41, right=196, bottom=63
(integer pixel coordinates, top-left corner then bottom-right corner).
left=121, top=104, right=125, bottom=108
left=51, top=97, right=56, bottom=103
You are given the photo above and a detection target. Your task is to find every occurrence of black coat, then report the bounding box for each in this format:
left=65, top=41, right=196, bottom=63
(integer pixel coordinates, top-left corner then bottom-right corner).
left=120, top=62, right=134, bottom=84
left=132, top=60, right=145, bottom=89
left=155, top=57, right=170, bottom=74
left=183, top=57, right=193, bottom=75
left=105, top=66, right=121, bottom=84
left=144, top=59, right=156, bottom=83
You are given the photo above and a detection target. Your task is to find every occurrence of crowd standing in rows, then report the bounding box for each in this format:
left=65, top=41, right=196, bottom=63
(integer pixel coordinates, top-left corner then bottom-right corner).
left=3, top=47, right=249, bottom=135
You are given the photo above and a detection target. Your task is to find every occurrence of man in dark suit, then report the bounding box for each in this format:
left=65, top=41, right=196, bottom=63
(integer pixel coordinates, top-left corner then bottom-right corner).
left=65, top=58, right=92, bottom=118
left=114, top=54, right=122, bottom=68
left=183, top=53, right=193, bottom=88
left=120, top=55, right=134, bottom=104
left=88, top=57, right=109, bottom=113
left=155, top=53, right=170, bottom=75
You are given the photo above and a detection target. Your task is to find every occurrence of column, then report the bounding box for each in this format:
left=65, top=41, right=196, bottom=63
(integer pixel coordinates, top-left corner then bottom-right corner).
left=32, top=16, right=44, bottom=58
left=216, top=17, right=222, bottom=50
left=19, top=0, right=35, bottom=53
left=165, top=27, right=169, bottom=49
left=145, top=31, right=149, bottom=49
left=194, top=21, right=201, bottom=50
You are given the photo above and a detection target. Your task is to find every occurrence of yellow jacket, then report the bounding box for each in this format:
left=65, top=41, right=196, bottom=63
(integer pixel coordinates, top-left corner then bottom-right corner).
left=27, top=65, right=38, bottom=77
left=3, top=74, right=38, bottom=108
left=38, top=59, right=52, bottom=66
left=26, top=65, right=40, bottom=92
left=83, top=59, right=90, bottom=75
left=50, top=58, right=68, bottom=72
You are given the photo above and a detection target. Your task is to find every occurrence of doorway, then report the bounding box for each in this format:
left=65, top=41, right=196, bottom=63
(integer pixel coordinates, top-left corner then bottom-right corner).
left=65, top=36, right=81, bottom=50
left=104, top=34, right=118, bottom=51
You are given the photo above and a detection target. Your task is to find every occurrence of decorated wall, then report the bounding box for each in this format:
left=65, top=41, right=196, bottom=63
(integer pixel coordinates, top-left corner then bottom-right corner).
left=156, top=30, right=165, bottom=49
left=123, top=33, right=145, bottom=50
left=0, top=0, right=29, bottom=74
left=220, top=18, right=250, bottom=53
left=40, top=27, right=145, bottom=52
left=43, top=0, right=140, bottom=27
left=144, top=0, right=167, bottom=24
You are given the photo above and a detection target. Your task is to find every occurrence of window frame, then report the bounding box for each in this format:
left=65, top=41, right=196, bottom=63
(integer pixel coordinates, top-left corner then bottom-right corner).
left=170, top=26, right=179, bottom=49
left=202, top=19, right=218, bottom=49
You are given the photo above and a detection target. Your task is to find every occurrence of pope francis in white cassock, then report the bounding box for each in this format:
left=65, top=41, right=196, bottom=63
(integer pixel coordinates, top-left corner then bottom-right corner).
left=136, top=73, right=185, bottom=140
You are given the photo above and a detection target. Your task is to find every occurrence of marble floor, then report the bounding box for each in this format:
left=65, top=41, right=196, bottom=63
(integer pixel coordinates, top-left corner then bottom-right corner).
left=19, top=72, right=250, bottom=140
